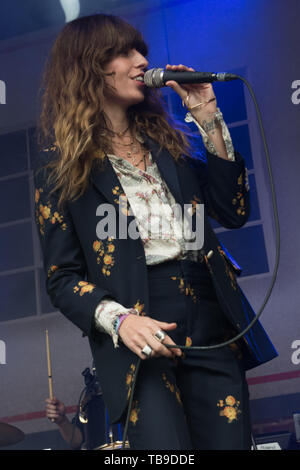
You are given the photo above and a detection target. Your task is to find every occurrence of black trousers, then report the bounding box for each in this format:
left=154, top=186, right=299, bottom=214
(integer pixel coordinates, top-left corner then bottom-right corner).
left=123, top=259, right=252, bottom=450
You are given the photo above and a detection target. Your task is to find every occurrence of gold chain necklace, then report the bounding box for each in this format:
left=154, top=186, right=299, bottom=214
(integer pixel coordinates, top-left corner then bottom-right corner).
left=104, top=125, right=130, bottom=138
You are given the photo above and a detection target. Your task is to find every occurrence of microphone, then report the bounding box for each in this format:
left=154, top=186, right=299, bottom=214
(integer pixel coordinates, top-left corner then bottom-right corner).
left=143, top=68, right=239, bottom=88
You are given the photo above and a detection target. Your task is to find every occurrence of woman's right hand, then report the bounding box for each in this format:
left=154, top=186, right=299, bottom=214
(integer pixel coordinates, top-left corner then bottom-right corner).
left=45, top=397, right=66, bottom=425
left=118, top=314, right=183, bottom=360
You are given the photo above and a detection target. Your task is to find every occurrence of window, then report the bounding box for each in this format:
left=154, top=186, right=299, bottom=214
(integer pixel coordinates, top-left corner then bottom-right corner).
left=0, top=126, right=53, bottom=322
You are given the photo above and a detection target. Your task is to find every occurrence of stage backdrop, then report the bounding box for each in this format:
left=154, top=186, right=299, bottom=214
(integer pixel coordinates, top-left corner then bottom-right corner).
left=0, top=0, right=299, bottom=448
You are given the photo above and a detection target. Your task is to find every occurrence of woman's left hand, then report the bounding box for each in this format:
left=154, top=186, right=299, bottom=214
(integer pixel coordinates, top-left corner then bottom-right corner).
left=165, top=64, right=217, bottom=116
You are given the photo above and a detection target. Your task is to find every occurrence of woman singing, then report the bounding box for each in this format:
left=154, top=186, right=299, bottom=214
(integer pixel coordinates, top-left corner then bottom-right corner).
left=34, top=13, right=277, bottom=450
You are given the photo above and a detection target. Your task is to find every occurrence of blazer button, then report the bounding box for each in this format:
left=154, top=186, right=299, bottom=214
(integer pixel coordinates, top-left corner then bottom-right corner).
left=137, top=255, right=143, bottom=260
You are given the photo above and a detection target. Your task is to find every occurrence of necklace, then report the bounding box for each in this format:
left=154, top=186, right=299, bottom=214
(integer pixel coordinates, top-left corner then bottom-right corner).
left=105, top=125, right=130, bottom=138
left=130, top=152, right=148, bottom=169
left=112, top=135, right=141, bottom=159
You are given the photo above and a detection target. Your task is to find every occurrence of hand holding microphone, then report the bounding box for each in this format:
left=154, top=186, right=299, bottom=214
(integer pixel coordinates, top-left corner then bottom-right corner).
left=156, top=64, right=232, bottom=160
left=161, top=64, right=218, bottom=117
left=143, top=65, right=238, bottom=87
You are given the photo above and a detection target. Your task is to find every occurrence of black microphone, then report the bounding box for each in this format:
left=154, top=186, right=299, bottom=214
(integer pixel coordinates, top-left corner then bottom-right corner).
left=143, top=68, right=239, bottom=88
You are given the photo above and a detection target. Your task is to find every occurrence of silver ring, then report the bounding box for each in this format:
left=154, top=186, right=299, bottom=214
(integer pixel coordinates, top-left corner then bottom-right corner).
left=141, top=344, right=152, bottom=357
left=153, top=329, right=166, bottom=342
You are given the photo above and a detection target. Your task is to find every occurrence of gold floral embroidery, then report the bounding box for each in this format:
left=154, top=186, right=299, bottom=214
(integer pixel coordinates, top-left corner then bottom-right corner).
left=191, top=193, right=220, bottom=224
left=93, top=237, right=116, bottom=276
left=223, top=331, right=243, bottom=360
left=217, top=395, right=241, bottom=423
left=162, top=373, right=182, bottom=405
left=190, top=195, right=203, bottom=216
left=35, top=188, right=67, bottom=236
left=47, top=265, right=58, bottom=278
left=170, top=276, right=197, bottom=303
left=112, top=186, right=132, bottom=216
left=73, top=281, right=96, bottom=296
left=43, top=144, right=58, bottom=153
left=229, top=341, right=243, bottom=360
left=232, top=173, right=246, bottom=216
left=129, top=400, right=140, bottom=426
left=217, top=246, right=237, bottom=290
left=125, top=364, right=136, bottom=400
left=133, top=300, right=146, bottom=316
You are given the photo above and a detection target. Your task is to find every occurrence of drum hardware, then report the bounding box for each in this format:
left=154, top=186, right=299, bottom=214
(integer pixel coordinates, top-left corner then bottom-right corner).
left=0, top=422, right=25, bottom=447
left=95, top=428, right=130, bottom=450
left=78, top=366, right=130, bottom=450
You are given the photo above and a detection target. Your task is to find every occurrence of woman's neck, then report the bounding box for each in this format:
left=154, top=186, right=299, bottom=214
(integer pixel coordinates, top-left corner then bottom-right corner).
left=103, top=102, right=130, bottom=135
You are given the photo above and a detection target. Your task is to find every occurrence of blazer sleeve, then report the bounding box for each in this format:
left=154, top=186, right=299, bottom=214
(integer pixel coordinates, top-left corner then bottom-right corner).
left=190, top=150, right=250, bottom=229
left=33, top=153, right=113, bottom=337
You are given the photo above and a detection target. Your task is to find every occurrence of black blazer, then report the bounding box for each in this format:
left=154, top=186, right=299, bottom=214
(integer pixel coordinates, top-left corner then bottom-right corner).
left=34, top=136, right=277, bottom=423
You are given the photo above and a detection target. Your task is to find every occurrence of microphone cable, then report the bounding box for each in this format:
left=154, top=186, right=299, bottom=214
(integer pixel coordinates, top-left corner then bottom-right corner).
left=121, top=74, right=280, bottom=449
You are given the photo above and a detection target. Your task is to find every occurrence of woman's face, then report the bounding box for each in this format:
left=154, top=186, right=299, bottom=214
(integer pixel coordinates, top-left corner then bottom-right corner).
left=103, top=49, right=149, bottom=109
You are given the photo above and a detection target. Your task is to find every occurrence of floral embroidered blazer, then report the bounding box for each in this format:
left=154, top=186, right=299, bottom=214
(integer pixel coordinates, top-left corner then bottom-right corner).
left=34, top=135, right=277, bottom=423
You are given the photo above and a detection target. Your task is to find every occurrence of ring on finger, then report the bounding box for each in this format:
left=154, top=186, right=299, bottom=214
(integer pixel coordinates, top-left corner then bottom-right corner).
left=153, top=329, right=166, bottom=342
left=182, top=91, right=189, bottom=108
left=141, top=344, right=152, bottom=357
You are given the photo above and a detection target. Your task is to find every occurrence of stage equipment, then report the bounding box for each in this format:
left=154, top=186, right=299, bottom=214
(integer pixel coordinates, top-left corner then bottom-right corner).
left=0, top=422, right=24, bottom=447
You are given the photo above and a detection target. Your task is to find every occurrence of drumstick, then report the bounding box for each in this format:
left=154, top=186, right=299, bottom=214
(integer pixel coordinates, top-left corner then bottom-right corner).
left=45, top=329, right=53, bottom=400
left=45, top=330, right=55, bottom=423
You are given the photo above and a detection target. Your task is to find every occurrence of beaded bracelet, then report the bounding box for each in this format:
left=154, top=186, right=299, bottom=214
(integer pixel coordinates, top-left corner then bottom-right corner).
left=112, top=309, right=137, bottom=336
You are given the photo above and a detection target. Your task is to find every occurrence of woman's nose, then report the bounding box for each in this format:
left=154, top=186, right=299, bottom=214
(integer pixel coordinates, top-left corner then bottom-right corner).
left=133, top=49, right=148, bottom=69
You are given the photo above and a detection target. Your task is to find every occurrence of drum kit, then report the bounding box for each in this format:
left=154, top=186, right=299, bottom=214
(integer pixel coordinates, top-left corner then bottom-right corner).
left=0, top=422, right=24, bottom=448
left=79, top=366, right=130, bottom=450
left=0, top=330, right=129, bottom=450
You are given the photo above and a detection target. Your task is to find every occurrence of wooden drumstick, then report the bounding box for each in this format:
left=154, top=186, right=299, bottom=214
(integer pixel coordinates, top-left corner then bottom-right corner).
left=45, top=330, right=56, bottom=424
left=45, top=329, right=53, bottom=400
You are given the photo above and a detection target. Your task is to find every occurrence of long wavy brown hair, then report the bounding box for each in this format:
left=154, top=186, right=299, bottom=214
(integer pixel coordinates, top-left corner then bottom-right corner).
left=37, top=13, right=193, bottom=210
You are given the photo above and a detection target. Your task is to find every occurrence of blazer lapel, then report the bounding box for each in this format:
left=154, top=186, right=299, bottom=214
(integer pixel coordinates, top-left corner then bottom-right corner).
left=89, top=157, right=131, bottom=216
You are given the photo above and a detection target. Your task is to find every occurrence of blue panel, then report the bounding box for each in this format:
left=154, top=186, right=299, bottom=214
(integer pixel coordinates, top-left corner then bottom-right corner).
left=0, top=130, right=27, bottom=176
left=0, top=270, right=36, bottom=321
left=217, top=225, right=269, bottom=276
left=0, top=175, right=31, bottom=224
left=0, top=222, right=34, bottom=271
left=213, top=77, right=247, bottom=124
left=28, top=126, right=38, bottom=170
left=247, top=174, right=261, bottom=221
left=229, top=124, right=253, bottom=170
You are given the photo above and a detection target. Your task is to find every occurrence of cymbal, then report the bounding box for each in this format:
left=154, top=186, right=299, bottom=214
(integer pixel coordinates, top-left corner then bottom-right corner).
left=95, top=440, right=130, bottom=450
left=0, top=422, right=25, bottom=447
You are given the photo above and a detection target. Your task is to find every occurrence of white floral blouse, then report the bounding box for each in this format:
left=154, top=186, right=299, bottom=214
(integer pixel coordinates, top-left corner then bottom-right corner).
left=94, top=109, right=242, bottom=347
